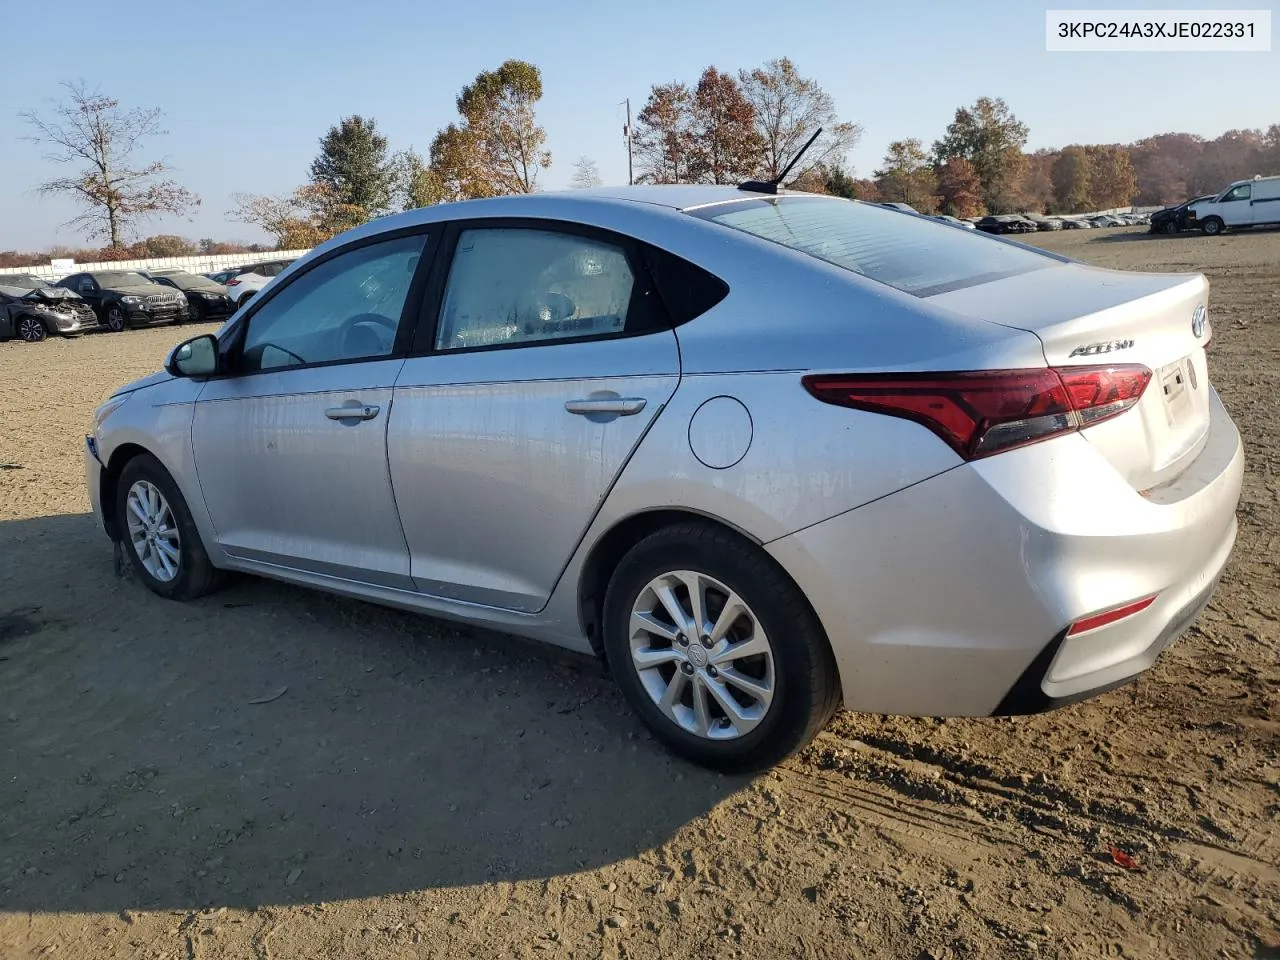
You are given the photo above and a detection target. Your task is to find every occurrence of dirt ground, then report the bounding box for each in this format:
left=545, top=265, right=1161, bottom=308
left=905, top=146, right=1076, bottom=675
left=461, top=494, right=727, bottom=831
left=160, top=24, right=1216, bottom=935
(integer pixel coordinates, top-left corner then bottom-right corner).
left=1, top=227, right=1277, bottom=960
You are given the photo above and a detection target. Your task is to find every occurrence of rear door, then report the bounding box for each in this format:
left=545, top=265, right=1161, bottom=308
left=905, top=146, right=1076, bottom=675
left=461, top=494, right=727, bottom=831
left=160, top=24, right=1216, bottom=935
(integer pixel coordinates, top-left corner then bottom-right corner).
left=387, top=219, right=681, bottom=612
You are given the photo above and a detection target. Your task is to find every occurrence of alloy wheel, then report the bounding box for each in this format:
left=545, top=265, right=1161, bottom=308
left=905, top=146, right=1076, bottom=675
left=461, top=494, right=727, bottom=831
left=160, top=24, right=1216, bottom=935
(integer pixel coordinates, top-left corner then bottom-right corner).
left=17, top=316, right=45, bottom=342
left=125, top=480, right=182, bottom=582
left=107, top=308, right=126, bottom=332
left=628, top=569, right=776, bottom=740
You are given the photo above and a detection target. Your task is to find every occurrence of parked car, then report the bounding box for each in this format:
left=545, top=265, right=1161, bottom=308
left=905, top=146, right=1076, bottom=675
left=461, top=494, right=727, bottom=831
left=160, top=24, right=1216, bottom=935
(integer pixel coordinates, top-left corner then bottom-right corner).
left=0, top=282, right=99, bottom=342
left=146, top=268, right=235, bottom=323
left=932, top=214, right=976, bottom=230
left=223, top=258, right=297, bottom=306
left=1149, top=197, right=1214, bottom=235
left=877, top=202, right=919, bottom=214
left=1061, top=219, right=1092, bottom=229
left=55, top=270, right=189, bottom=331
left=206, top=268, right=242, bottom=284
left=0, top=272, right=48, bottom=287
left=974, top=215, right=1038, bottom=235
left=1027, top=216, right=1064, bottom=231
left=84, top=186, right=1243, bottom=771
left=1186, top=176, right=1280, bottom=235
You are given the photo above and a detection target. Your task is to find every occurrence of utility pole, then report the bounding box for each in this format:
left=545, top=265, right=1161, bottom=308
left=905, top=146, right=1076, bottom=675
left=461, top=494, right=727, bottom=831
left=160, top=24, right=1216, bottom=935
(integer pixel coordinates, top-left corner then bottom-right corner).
left=622, top=98, right=634, bottom=185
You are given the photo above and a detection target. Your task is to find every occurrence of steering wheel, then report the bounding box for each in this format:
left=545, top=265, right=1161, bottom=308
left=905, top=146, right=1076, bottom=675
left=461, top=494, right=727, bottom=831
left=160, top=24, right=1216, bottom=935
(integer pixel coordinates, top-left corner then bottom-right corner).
left=340, top=312, right=397, bottom=357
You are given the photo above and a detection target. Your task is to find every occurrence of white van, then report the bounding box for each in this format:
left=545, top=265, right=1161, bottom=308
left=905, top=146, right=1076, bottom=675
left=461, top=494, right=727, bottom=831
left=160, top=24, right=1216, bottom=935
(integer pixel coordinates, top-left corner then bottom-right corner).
left=1186, top=175, right=1280, bottom=235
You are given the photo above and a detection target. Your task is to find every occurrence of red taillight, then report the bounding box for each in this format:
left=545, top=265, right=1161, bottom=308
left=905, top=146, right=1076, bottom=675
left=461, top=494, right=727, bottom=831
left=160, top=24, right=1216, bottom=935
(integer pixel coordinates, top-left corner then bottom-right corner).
left=1067, top=594, right=1158, bottom=636
left=802, top=364, right=1151, bottom=461
left=226, top=278, right=241, bottom=286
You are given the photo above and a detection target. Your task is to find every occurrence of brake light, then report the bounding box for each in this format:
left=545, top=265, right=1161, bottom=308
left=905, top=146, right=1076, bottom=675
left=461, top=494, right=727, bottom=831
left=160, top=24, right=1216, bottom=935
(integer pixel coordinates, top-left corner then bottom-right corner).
left=226, top=278, right=241, bottom=286
left=802, top=364, right=1151, bottom=461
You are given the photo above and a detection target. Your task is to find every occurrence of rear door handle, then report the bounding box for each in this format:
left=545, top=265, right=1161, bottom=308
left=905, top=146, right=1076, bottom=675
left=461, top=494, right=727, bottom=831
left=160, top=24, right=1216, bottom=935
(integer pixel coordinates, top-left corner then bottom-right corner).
left=325, top=404, right=380, bottom=421
left=564, top=397, right=647, bottom=417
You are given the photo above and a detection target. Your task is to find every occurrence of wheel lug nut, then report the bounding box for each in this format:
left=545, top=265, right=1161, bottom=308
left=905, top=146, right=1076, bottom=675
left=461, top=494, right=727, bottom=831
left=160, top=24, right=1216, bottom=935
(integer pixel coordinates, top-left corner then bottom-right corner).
left=701, top=635, right=712, bottom=648
left=681, top=662, right=694, bottom=675
left=707, top=666, right=718, bottom=678
left=676, top=634, right=688, bottom=646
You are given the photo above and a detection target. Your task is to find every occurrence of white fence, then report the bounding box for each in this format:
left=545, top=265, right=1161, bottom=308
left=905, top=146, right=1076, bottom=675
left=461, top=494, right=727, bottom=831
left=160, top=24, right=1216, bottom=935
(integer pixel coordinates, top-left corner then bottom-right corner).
left=21, top=249, right=312, bottom=283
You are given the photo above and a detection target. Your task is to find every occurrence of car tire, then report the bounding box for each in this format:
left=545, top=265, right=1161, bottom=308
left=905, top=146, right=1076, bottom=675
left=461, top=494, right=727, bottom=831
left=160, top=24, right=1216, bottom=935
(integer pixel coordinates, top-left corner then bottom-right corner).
left=601, top=521, right=841, bottom=772
left=115, top=453, right=221, bottom=601
left=1163, top=221, right=1178, bottom=235
left=1201, top=217, right=1225, bottom=236
left=16, top=315, right=47, bottom=343
left=105, top=305, right=127, bottom=332
left=187, top=301, right=202, bottom=324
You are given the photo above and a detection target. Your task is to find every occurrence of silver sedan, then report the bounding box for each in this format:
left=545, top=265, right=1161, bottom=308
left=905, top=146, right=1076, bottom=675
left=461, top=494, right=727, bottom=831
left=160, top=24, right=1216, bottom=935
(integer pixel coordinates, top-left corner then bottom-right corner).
left=85, top=186, right=1243, bottom=771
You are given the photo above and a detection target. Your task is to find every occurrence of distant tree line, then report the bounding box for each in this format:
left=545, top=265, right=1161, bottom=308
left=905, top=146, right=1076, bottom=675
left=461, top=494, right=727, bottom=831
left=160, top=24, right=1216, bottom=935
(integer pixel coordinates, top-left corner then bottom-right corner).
left=16, top=70, right=1280, bottom=259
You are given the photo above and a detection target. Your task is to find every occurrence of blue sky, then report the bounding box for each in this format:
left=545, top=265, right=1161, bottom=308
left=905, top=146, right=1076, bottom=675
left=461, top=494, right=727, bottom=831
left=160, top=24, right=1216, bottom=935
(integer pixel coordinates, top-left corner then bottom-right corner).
left=2, top=0, right=1276, bottom=249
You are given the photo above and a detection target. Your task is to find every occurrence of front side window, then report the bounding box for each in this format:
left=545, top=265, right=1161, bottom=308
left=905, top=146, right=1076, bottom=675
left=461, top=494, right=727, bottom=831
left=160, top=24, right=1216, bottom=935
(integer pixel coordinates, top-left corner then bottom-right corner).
left=238, top=234, right=426, bottom=372
left=692, top=196, right=1056, bottom=297
left=1222, top=184, right=1251, bottom=202
left=435, top=228, right=636, bottom=351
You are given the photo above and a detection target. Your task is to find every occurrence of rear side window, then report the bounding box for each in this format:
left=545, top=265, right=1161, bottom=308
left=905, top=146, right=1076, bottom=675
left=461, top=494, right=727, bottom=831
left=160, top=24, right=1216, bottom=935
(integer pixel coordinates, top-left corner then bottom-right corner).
left=642, top=245, right=728, bottom=326
left=691, top=196, right=1056, bottom=297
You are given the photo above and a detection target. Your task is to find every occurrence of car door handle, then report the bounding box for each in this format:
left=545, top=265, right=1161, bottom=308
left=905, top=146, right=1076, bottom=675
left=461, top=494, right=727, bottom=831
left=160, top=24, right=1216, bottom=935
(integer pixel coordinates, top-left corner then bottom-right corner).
left=564, top=397, right=647, bottom=416
left=324, top=404, right=380, bottom=421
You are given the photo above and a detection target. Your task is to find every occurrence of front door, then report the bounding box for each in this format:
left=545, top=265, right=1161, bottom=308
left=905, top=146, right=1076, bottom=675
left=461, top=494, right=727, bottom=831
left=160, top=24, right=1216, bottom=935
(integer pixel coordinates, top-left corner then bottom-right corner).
left=388, top=222, right=681, bottom=612
left=191, top=231, right=430, bottom=588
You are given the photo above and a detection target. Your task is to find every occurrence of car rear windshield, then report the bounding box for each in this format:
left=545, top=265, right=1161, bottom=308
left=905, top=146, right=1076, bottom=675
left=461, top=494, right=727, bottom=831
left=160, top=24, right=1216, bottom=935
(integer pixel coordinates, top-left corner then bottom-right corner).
left=690, top=196, right=1057, bottom=297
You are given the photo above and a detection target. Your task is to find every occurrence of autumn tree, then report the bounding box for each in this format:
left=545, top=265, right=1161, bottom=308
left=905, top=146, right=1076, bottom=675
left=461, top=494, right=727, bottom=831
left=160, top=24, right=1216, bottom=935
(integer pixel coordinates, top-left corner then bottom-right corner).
left=934, top=158, right=984, bottom=217
left=230, top=184, right=363, bottom=249
left=570, top=156, right=602, bottom=188
left=21, top=81, right=199, bottom=249
left=1086, top=145, right=1138, bottom=209
left=425, top=60, right=551, bottom=200
left=1019, top=150, right=1057, bottom=212
left=874, top=139, right=937, bottom=211
left=683, top=67, right=760, bottom=184
left=738, top=58, right=861, bottom=183
left=309, top=115, right=396, bottom=220
left=634, top=82, right=697, bottom=184
left=143, top=234, right=196, bottom=257
left=932, top=97, right=1029, bottom=212
left=1051, top=147, right=1094, bottom=212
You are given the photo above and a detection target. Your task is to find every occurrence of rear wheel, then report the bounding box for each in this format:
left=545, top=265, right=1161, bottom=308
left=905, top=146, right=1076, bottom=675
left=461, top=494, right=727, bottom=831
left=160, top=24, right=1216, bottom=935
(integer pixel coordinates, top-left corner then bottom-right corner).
left=115, top=454, right=221, bottom=601
left=602, top=522, right=840, bottom=772
left=1201, top=216, right=1225, bottom=236
left=105, top=305, right=127, bottom=332
left=16, top=315, right=46, bottom=342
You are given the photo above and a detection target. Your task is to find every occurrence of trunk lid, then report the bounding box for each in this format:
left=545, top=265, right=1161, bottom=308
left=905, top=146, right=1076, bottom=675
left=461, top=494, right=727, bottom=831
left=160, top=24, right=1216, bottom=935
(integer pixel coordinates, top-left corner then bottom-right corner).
left=927, top=262, right=1212, bottom=490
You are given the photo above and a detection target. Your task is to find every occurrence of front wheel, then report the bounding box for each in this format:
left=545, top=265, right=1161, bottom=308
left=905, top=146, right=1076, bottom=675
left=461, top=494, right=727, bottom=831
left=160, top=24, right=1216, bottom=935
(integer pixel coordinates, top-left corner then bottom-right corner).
left=1201, top=217, right=1225, bottom=236
left=104, top=305, right=127, bottom=332
left=17, top=315, right=47, bottom=342
left=115, top=454, right=221, bottom=600
left=1163, top=221, right=1178, bottom=235
left=602, top=522, right=840, bottom=772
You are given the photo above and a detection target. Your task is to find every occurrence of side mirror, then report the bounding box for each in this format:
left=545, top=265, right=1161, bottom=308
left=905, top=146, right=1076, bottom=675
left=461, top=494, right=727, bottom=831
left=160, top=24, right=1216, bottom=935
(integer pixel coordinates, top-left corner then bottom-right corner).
left=167, top=334, right=219, bottom=378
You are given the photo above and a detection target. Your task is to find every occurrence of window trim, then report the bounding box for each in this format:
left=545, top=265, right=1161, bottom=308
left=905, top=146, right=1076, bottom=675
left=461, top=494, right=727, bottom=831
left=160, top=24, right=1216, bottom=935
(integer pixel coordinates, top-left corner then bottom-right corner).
left=1222, top=184, right=1251, bottom=202
left=408, top=217, right=673, bottom=358
left=214, top=225, right=438, bottom=379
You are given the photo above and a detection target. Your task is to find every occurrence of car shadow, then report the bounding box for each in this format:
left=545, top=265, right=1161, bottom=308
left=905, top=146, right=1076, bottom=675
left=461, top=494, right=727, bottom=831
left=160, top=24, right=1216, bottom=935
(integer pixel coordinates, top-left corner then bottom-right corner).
left=0, top=513, right=740, bottom=913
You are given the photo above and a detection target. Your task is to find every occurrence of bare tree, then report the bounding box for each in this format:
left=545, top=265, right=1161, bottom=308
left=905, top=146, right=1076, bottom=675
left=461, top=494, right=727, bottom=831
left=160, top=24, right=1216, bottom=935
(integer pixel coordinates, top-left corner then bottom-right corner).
left=738, top=59, right=861, bottom=183
left=22, top=81, right=199, bottom=249
left=570, top=156, right=602, bottom=188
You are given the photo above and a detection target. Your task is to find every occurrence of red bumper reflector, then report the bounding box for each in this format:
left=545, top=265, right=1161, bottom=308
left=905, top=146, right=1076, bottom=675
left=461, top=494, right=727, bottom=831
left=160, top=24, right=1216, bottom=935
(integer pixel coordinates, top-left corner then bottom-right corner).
left=1067, top=594, right=1158, bottom=637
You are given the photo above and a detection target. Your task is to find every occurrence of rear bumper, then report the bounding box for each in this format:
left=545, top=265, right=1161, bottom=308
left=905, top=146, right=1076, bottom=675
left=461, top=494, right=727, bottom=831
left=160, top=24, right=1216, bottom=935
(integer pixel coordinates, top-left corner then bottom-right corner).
left=765, top=388, right=1244, bottom=717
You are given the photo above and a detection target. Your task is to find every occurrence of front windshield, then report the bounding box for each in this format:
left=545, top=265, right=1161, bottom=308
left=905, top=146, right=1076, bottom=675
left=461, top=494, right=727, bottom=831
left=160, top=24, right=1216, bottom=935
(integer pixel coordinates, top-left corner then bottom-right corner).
left=156, top=272, right=206, bottom=290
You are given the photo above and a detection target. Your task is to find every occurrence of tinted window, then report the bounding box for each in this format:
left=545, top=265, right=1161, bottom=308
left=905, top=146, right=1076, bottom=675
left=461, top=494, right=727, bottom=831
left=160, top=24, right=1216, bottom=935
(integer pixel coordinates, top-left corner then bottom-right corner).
left=239, top=234, right=426, bottom=372
left=435, top=228, right=637, bottom=351
left=692, top=196, right=1056, bottom=297
left=643, top=245, right=728, bottom=326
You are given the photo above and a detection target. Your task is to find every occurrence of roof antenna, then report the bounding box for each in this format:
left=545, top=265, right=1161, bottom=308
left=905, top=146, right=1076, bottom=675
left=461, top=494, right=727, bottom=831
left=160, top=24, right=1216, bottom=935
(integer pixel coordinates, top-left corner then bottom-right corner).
left=738, top=127, right=823, bottom=195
